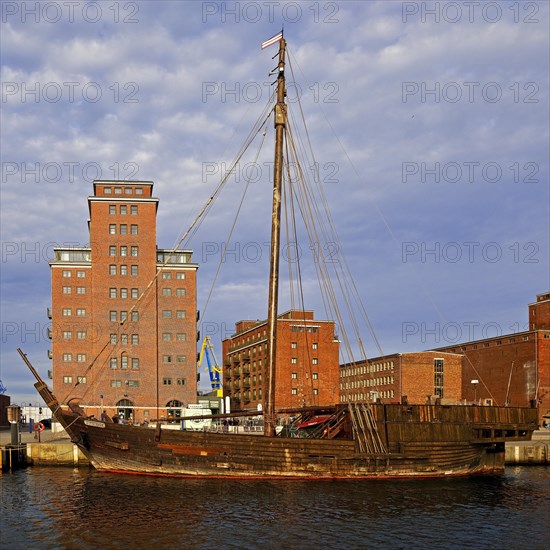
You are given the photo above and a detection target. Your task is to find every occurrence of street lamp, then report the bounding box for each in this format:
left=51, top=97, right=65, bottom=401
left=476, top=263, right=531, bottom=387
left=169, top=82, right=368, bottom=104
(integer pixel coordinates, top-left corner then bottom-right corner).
left=471, top=379, right=479, bottom=404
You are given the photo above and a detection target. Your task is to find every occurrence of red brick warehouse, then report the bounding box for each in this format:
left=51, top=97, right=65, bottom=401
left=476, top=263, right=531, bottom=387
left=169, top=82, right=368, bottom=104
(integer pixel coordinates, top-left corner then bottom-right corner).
left=222, top=310, right=340, bottom=411
left=49, top=180, right=198, bottom=422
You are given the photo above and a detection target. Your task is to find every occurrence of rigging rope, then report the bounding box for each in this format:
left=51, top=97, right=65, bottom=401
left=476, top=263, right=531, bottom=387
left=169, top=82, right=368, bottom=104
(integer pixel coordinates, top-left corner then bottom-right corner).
left=61, top=96, right=275, bottom=406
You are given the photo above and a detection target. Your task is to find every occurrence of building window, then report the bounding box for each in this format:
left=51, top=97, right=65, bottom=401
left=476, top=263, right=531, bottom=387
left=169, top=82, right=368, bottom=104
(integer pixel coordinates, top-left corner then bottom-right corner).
left=110, top=311, right=117, bottom=322
left=312, top=358, right=318, bottom=365
left=63, top=376, right=73, bottom=384
left=177, top=378, right=186, bottom=386
left=131, top=358, right=139, bottom=369
left=120, top=311, right=128, bottom=322
left=176, top=310, right=186, bottom=319
left=104, top=187, right=112, bottom=194
left=121, top=334, right=128, bottom=345
left=120, top=288, right=128, bottom=299
left=313, top=388, right=318, bottom=395
left=312, top=373, right=318, bottom=380
left=121, top=356, right=128, bottom=369
left=163, top=356, right=172, bottom=363
left=63, top=331, right=72, bottom=339
left=131, top=246, right=138, bottom=257
left=109, top=205, right=116, bottom=214
left=312, top=343, right=318, bottom=350
left=62, top=286, right=71, bottom=294
left=131, top=288, right=138, bottom=299
left=114, top=187, right=122, bottom=195
left=109, top=264, right=116, bottom=275
left=163, top=378, right=172, bottom=385
left=131, top=205, right=138, bottom=215
left=135, top=188, right=143, bottom=195
left=127, top=380, right=140, bottom=388
left=177, top=355, right=186, bottom=363
left=110, top=358, right=117, bottom=369
left=162, top=310, right=172, bottom=318
left=176, top=272, right=185, bottom=280
left=109, top=246, right=116, bottom=256
left=131, top=224, right=138, bottom=235
left=120, top=224, right=127, bottom=235
left=291, top=388, right=297, bottom=395
left=162, top=272, right=171, bottom=280
left=110, top=288, right=117, bottom=299
left=110, top=334, right=117, bottom=344
left=120, top=246, right=127, bottom=257
left=120, top=205, right=127, bottom=214
left=124, top=187, right=132, bottom=195
left=176, top=288, right=186, bottom=296
left=63, top=353, right=72, bottom=361
left=291, top=357, right=297, bottom=364
left=109, top=224, right=116, bottom=234
left=162, top=288, right=172, bottom=297
left=120, top=265, right=128, bottom=276
left=77, top=354, right=86, bottom=362
left=434, top=359, right=444, bottom=398
left=176, top=333, right=187, bottom=342
left=131, top=265, right=138, bottom=276
left=62, top=270, right=71, bottom=277
left=131, top=311, right=139, bottom=322
left=111, top=380, right=121, bottom=387
left=77, top=376, right=87, bottom=384
left=76, top=271, right=85, bottom=278
left=291, top=372, right=297, bottom=379
left=76, top=286, right=86, bottom=294
left=76, top=309, right=86, bottom=317
left=163, top=332, right=172, bottom=341
left=291, top=342, right=297, bottom=349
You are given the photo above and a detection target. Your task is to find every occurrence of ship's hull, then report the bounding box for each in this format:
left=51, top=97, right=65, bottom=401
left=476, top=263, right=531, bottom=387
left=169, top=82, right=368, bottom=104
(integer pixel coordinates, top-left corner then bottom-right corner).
left=53, top=404, right=538, bottom=479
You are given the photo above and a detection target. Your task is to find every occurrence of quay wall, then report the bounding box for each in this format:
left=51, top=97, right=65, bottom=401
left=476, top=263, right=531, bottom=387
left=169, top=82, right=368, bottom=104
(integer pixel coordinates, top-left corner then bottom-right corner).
left=505, top=442, right=549, bottom=465
left=26, top=442, right=89, bottom=466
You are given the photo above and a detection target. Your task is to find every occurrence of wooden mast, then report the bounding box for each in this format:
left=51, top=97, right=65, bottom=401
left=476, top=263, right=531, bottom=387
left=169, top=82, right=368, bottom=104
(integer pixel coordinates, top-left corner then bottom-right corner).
left=264, top=36, right=286, bottom=437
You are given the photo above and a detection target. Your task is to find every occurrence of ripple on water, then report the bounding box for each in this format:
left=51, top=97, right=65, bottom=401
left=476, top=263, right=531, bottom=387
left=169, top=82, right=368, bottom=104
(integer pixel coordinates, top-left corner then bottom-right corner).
left=1, top=467, right=548, bottom=549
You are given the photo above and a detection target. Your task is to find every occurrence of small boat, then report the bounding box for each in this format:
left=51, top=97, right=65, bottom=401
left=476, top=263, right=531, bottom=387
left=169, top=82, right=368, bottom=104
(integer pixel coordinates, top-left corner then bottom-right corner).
left=20, top=34, right=538, bottom=478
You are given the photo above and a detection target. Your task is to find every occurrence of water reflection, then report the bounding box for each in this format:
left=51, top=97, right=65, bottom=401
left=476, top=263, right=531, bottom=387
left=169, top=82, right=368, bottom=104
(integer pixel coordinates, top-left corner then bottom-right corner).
left=1, top=467, right=548, bottom=549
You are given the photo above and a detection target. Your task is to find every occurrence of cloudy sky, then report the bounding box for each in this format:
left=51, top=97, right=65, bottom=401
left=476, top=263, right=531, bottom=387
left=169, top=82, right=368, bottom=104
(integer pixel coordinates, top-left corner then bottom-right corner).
left=1, top=0, right=548, bottom=404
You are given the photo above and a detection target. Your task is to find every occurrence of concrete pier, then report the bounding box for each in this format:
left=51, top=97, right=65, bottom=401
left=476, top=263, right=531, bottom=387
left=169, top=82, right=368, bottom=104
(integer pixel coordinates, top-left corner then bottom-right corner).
left=26, top=442, right=89, bottom=466
left=1, top=427, right=90, bottom=470
left=505, top=430, right=550, bottom=465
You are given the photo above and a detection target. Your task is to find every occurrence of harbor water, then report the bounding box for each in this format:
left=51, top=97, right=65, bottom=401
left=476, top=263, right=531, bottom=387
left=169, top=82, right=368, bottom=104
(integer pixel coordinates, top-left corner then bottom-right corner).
left=1, top=466, right=548, bottom=549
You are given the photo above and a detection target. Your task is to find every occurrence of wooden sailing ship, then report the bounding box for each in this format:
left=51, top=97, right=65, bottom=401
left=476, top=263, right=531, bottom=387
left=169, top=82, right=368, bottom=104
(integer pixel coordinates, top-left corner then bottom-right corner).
left=20, top=35, right=538, bottom=478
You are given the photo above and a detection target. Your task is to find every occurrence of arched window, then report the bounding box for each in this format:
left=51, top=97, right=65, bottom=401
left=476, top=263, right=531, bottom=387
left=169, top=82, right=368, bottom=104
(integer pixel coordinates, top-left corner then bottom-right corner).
left=166, top=399, right=184, bottom=421
left=116, top=398, right=134, bottom=421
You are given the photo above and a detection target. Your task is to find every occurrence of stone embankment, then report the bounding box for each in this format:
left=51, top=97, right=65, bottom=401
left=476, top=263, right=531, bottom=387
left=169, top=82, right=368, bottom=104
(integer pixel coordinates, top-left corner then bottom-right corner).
left=505, top=430, right=549, bottom=465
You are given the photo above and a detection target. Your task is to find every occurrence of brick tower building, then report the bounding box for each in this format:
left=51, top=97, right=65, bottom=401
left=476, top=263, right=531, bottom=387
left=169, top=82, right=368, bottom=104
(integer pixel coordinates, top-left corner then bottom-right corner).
left=222, top=310, right=340, bottom=411
left=49, top=180, right=198, bottom=422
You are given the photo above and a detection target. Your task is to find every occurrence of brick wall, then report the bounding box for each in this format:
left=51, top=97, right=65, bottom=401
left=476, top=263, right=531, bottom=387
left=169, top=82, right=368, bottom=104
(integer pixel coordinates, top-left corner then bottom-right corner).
left=340, top=351, right=462, bottom=405
left=223, top=310, right=339, bottom=410
left=50, top=181, right=198, bottom=422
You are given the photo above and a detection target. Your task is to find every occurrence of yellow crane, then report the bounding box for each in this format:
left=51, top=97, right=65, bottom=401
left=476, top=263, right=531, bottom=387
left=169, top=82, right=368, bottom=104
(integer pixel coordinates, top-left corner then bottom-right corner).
left=197, top=336, right=223, bottom=397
